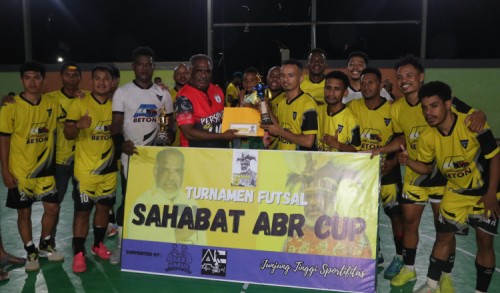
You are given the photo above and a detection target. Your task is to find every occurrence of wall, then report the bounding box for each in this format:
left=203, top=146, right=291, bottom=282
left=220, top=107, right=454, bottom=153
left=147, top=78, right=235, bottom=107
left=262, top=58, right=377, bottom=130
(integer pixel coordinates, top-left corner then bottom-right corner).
left=1, top=67, right=498, bottom=136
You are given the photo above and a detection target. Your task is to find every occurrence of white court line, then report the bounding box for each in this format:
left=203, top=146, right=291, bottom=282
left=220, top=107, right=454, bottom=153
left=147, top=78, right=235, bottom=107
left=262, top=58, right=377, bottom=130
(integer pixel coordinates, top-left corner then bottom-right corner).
left=240, top=282, right=250, bottom=293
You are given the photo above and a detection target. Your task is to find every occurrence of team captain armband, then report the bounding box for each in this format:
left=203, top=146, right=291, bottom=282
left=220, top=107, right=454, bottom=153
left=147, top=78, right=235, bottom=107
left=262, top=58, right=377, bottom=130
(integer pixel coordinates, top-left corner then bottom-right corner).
left=112, top=133, right=125, bottom=154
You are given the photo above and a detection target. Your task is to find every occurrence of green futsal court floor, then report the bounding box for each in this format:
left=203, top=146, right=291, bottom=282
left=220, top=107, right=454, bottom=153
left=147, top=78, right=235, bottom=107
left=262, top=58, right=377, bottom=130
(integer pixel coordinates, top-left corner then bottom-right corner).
left=0, top=183, right=499, bottom=293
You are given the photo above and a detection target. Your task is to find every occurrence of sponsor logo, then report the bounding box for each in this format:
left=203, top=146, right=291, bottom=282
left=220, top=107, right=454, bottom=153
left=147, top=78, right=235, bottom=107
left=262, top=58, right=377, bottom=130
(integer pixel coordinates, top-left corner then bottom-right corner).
left=27, top=122, right=49, bottom=144
left=442, top=156, right=471, bottom=179
left=201, top=249, right=227, bottom=277
left=165, top=244, right=192, bottom=274
left=215, top=95, right=222, bottom=104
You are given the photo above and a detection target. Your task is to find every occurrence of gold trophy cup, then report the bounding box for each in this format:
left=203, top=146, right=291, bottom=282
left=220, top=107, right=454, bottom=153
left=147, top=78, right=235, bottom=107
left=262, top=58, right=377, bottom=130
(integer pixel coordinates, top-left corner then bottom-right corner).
left=155, top=106, right=170, bottom=146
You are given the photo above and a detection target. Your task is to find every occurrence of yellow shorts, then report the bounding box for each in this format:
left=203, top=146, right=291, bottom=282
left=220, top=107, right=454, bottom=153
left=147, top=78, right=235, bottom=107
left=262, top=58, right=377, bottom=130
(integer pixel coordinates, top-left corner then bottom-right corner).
left=74, top=172, right=117, bottom=210
left=6, top=176, right=58, bottom=209
left=381, top=182, right=402, bottom=216
left=17, top=176, right=57, bottom=199
left=401, top=183, right=445, bottom=204
left=438, top=189, right=500, bottom=236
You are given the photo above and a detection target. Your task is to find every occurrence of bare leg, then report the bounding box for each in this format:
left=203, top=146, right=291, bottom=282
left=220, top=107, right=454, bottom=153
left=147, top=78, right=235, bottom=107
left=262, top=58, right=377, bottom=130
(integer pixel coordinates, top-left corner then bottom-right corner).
left=41, top=202, right=60, bottom=239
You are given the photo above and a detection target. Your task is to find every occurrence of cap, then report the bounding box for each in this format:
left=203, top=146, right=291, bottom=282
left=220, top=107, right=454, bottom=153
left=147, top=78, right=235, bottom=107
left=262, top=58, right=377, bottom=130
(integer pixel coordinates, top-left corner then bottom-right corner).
left=60, top=62, right=82, bottom=75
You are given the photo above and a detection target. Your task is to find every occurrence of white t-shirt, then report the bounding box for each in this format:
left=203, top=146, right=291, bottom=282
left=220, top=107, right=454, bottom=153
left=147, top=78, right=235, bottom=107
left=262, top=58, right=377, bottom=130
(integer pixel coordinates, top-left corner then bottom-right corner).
left=112, top=81, right=173, bottom=176
left=343, top=86, right=393, bottom=104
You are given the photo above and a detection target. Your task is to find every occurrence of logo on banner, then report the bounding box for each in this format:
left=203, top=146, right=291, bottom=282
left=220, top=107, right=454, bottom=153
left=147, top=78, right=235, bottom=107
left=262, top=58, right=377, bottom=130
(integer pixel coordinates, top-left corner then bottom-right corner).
left=201, top=249, right=227, bottom=277
left=165, top=244, right=192, bottom=274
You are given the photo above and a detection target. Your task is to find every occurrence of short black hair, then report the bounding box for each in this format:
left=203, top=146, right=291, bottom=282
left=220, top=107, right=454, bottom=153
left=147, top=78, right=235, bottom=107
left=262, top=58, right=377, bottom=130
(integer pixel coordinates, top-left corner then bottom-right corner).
left=60, top=61, right=82, bottom=75
left=20, top=61, right=46, bottom=78
left=132, top=46, right=155, bottom=61
left=282, top=59, right=303, bottom=72
left=348, top=51, right=369, bottom=65
left=109, top=64, right=120, bottom=78
left=308, top=48, right=327, bottom=59
left=325, top=70, right=349, bottom=89
left=394, top=54, right=424, bottom=73
left=91, top=65, right=114, bottom=78
left=243, top=66, right=259, bottom=75
left=360, top=67, right=382, bottom=82
left=418, top=81, right=452, bottom=102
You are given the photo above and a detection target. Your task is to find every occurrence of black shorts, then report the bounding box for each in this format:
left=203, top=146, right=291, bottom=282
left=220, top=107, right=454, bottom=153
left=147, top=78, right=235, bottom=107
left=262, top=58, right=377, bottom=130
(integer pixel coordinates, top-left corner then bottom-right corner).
left=6, top=188, right=58, bottom=210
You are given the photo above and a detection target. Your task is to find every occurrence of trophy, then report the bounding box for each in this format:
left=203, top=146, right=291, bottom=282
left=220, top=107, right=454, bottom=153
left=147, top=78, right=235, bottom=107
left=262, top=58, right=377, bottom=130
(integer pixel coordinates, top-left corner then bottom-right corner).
left=155, top=106, right=170, bottom=146
left=253, top=74, right=273, bottom=125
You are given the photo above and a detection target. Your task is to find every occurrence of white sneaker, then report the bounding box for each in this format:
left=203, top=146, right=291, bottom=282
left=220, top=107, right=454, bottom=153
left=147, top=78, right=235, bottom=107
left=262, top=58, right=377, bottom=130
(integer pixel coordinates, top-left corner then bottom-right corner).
left=25, top=252, right=40, bottom=272
left=39, top=244, right=64, bottom=262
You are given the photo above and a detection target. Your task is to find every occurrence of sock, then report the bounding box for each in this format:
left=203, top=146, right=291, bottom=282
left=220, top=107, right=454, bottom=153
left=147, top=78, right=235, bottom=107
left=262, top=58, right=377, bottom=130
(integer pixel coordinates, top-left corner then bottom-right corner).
left=24, top=242, right=37, bottom=254
left=394, top=233, right=404, bottom=256
left=442, top=253, right=455, bottom=274
left=39, top=235, right=51, bottom=248
left=402, top=247, right=416, bottom=266
left=93, top=226, right=107, bottom=247
left=427, top=255, right=446, bottom=282
left=475, top=261, right=494, bottom=292
left=108, top=210, right=116, bottom=224
left=426, top=277, right=438, bottom=289
left=73, top=237, right=86, bottom=255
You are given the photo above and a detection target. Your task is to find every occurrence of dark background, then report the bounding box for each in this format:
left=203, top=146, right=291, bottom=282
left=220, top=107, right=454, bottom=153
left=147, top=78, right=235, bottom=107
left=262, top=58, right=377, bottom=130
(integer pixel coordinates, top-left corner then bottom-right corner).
left=1, top=0, right=499, bottom=79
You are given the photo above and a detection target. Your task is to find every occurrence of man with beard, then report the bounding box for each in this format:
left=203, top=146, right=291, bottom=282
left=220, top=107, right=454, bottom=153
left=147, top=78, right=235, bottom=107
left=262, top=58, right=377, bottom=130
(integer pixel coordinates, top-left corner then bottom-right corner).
left=261, top=59, right=318, bottom=151
left=347, top=67, right=403, bottom=278
left=370, top=55, right=486, bottom=290
left=317, top=70, right=360, bottom=152
left=400, top=81, right=498, bottom=293
left=231, top=152, right=257, bottom=187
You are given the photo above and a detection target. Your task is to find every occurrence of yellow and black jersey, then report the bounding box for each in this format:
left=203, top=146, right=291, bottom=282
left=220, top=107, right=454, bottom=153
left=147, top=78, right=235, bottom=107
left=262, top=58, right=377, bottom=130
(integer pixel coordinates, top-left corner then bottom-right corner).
left=300, top=75, right=325, bottom=104
left=275, top=92, right=318, bottom=151
left=317, top=104, right=361, bottom=152
left=66, top=93, right=117, bottom=176
left=417, top=112, right=499, bottom=196
left=0, top=94, right=59, bottom=179
left=348, top=98, right=401, bottom=184
left=392, top=96, right=477, bottom=187
left=46, top=89, right=90, bottom=165
left=269, top=90, right=285, bottom=116
left=390, top=97, right=446, bottom=187
left=225, top=82, right=240, bottom=107
left=267, top=91, right=286, bottom=150
left=169, top=88, right=179, bottom=103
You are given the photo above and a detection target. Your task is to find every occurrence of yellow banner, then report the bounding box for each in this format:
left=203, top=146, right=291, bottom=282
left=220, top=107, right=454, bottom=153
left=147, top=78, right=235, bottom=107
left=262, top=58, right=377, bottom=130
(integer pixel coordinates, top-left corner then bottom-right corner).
left=124, top=147, right=380, bottom=258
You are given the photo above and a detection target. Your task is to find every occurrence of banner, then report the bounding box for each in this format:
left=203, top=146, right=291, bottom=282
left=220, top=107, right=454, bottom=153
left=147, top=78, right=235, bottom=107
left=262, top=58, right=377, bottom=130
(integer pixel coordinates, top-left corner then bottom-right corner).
left=122, top=147, right=380, bottom=292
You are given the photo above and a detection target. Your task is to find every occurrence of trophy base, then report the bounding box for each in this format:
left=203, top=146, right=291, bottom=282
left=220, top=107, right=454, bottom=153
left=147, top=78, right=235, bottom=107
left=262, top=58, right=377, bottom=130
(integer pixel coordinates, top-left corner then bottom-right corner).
left=261, top=114, right=273, bottom=125
left=155, top=132, right=170, bottom=146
